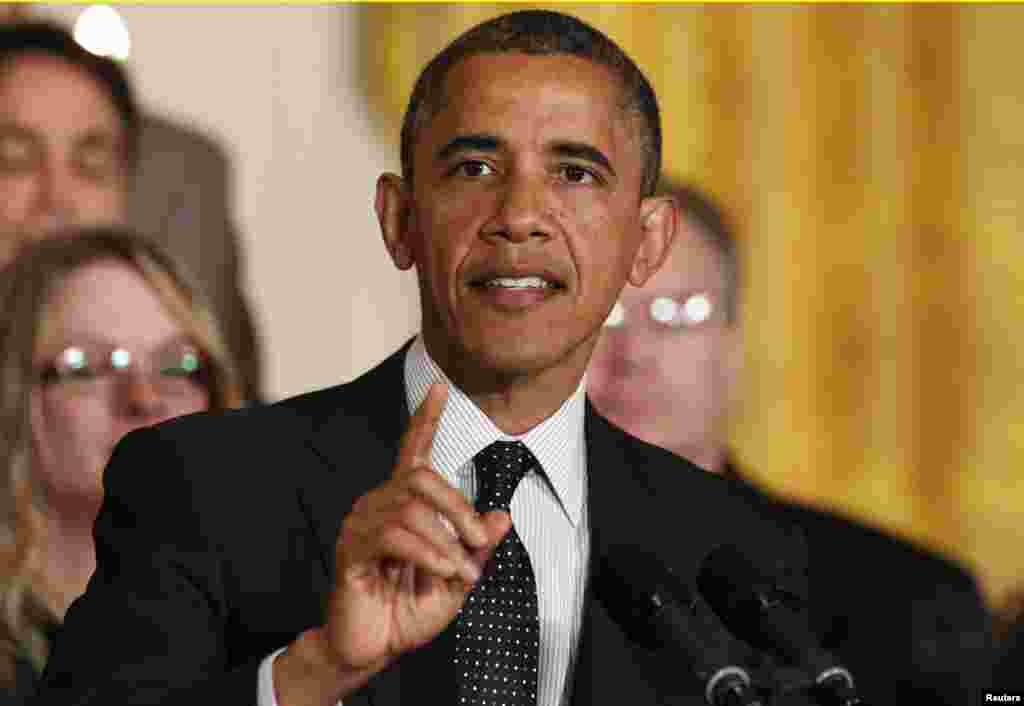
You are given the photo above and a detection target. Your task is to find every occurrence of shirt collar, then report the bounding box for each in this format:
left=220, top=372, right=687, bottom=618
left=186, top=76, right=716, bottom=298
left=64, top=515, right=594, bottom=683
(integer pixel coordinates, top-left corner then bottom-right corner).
left=404, top=335, right=586, bottom=527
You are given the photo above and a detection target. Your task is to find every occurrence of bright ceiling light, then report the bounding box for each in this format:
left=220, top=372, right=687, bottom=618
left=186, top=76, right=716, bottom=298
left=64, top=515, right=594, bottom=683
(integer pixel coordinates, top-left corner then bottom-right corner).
left=74, top=6, right=131, bottom=61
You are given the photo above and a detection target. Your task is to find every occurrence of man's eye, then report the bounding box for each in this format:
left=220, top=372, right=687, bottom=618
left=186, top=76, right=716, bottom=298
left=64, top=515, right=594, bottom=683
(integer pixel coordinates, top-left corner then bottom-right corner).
left=63, top=365, right=100, bottom=380
left=0, top=136, right=37, bottom=172
left=561, top=164, right=596, bottom=184
left=454, top=161, right=494, bottom=178
left=75, top=146, right=119, bottom=182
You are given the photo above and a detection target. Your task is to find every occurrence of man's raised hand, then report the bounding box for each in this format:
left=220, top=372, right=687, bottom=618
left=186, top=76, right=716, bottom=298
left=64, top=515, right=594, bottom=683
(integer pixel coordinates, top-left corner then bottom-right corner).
left=274, top=382, right=512, bottom=706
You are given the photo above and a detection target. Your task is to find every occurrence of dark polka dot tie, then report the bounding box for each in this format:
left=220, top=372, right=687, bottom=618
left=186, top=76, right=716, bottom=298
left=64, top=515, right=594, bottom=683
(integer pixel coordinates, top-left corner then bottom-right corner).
left=454, top=441, right=540, bottom=706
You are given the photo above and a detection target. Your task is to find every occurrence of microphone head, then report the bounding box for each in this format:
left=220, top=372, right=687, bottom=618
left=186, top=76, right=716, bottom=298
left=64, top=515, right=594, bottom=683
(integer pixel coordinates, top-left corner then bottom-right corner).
left=597, top=547, right=695, bottom=649
left=598, top=547, right=775, bottom=706
left=698, top=544, right=838, bottom=675
left=698, top=544, right=786, bottom=631
left=597, top=546, right=760, bottom=672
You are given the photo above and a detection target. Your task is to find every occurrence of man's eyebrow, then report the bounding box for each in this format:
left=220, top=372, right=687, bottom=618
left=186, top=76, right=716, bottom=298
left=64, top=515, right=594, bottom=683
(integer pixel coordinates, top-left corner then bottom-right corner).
left=550, top=141, right=615, bottom=177
left=436, top=134, right=502, bottom=162
left=0, top=123, right=37, bottom=140
left=75, top=129, right=120, bottom=150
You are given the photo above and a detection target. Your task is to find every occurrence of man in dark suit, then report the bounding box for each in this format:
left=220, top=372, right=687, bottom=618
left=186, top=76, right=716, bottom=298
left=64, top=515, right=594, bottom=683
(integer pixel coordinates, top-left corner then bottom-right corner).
left=590, top=178, right=997, bottom=704
left=37, top=10, right=803, bottom=706
left=128, top=114, right=264, bottom=402
left=991, top=612, right=1024, bottom=691
left=756, top=492, right=994, bottom=705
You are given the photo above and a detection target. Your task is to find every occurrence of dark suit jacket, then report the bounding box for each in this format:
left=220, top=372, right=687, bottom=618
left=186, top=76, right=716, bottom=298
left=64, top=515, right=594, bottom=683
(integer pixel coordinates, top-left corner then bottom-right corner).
left=127, top=114, right=264, bottom=402
left=35, top=346, right=802, bottom=705
left=1, top=658, right=41, bottom=706
left=723, top=464, right=996, bottom=705
left=0, top=621, right=59, bottom=706
left=991, top=616, right=1024, bottom=690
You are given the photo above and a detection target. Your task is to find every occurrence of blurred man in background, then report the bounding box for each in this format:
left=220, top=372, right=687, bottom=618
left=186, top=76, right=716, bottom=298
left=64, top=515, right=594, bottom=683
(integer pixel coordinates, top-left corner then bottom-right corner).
left=589, top=180, right=998, bottom=703
left=0, top=21, right=132, bottom=264
left=588, top=179, right=741, bottom=475
left=0, top=18, right=263, bottom=401
left=128, top=114, right=263, bottom=402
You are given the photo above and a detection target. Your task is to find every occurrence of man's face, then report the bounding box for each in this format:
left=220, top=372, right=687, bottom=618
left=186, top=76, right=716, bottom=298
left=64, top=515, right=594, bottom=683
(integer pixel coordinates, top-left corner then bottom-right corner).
left=587, top=218, right=741, bottom=470
left=380, top=52, right=673, bottom=387
left=0, top=53, right=128, bottom=265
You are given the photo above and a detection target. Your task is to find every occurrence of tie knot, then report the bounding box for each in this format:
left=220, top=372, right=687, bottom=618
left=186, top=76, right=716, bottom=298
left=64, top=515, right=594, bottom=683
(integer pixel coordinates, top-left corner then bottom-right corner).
left=474, top=441, right=536, bottom=512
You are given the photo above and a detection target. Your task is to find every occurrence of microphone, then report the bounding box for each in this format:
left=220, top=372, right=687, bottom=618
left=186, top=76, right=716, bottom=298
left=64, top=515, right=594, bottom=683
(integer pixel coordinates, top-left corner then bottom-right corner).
left=697, top=544, right=864, bottom=706
left=597, top=548, right=765, bottom=706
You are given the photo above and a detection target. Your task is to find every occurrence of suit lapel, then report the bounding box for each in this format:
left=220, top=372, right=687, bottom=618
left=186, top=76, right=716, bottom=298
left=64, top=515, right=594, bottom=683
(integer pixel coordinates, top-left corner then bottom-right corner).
left=573, top=402, right=713, bottom=705
left=301, top=344, right=411, bottom=580
left=572, top=588, right=668, bottom=706
left=297, top=344, right=412, bottom=706
left=571, top=402, right=666, bottom=706
left=296, top=341, right=464, bottom=706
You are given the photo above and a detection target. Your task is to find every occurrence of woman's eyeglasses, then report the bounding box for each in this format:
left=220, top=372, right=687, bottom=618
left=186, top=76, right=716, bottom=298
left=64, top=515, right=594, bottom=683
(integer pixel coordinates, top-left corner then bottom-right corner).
left=36, top=342, right=208, bottom=398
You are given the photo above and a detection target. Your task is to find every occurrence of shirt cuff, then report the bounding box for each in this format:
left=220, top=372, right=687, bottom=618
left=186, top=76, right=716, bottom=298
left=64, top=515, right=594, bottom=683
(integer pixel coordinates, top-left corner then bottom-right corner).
left=258, top=646, right=345, bottom=706
left=258, top=647, right=289, bottom=706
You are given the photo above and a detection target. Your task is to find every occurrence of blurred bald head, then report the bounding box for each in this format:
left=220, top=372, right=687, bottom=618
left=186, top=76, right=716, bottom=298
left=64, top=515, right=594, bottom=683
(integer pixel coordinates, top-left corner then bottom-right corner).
left=588, top=181, right=742, bottom=472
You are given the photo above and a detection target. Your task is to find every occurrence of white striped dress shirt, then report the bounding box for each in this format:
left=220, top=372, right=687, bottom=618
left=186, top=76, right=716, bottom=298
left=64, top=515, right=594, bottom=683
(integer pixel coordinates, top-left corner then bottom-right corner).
left=404, top=337, right=590, bottom=706
left=260, top=337, right=590, bottom=706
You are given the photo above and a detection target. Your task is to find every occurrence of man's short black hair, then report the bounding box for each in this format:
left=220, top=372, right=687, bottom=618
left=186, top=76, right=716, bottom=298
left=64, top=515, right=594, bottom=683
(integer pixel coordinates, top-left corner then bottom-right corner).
left=400, top=9, right=662, bottom=198
left=0, top=20, right=139, bottom=168
left=661, top=178, right=740, bottom=323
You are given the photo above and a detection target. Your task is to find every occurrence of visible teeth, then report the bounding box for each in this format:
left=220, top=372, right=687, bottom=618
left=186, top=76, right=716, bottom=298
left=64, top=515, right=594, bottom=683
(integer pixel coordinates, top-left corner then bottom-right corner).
left=484, top=276, right=551, bottom=289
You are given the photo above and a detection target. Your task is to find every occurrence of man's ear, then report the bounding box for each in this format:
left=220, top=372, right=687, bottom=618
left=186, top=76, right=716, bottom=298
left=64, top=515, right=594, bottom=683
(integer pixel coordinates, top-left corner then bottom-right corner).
left=376, top=173, right=415, bottom=270
left=628, top=193, right=678, bottom=287
left=723, top=319, right=745, bottom=417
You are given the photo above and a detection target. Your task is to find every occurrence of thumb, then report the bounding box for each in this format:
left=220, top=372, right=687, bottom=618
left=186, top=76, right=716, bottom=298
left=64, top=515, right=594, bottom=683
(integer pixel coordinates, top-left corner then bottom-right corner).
left=468, top=510, right=513, bottom=567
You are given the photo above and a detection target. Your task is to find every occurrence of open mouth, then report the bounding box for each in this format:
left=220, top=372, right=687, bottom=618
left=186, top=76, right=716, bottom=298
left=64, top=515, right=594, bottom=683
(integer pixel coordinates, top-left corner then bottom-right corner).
left=469, top=267, right=567, bottom=290
left=476, top=275, right=558, bottom=290
left=468, top=272, right=567, bottom=309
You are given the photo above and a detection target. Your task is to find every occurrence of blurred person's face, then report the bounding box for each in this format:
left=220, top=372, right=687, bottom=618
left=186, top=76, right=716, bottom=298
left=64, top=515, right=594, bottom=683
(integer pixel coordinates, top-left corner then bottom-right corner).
left=30, top=260, right=209, bottom=511
left=0, top=53, right=127, bottom=265
left=587, top=217, right=741, bottom=471
left=378, top=53, right=674, bottom=390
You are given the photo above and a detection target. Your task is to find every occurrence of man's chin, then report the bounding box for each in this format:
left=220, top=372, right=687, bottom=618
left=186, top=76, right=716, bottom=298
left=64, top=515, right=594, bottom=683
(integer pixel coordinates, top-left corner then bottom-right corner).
left=471, top=342, right=565, bottom=379
left=423, top=314, right=596, bottom=387
left=592, top=395, right=659, bottom=423
left=443, top=336, right=582, bottom=387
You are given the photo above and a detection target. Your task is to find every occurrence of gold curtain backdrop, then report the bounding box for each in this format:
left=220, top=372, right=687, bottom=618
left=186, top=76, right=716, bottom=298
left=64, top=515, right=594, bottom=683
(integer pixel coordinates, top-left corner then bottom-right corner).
left=359, top=4, right=1024, bottom=609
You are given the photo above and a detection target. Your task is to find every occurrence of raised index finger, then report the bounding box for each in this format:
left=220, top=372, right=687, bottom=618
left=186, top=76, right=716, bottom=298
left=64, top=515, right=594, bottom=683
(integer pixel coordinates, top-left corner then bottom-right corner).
left=394, top=382, right=449, bottom=476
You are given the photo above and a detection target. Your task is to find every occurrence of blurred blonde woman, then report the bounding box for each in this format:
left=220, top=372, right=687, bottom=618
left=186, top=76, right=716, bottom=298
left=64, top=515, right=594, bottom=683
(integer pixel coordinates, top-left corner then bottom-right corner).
left=0, top=227, right=242, bottom=696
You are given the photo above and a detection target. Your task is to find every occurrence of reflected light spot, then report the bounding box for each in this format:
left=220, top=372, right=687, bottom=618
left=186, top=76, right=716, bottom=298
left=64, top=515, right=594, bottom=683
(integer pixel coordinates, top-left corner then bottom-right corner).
left=649, top=296, right=679, bottom=325
left=110, top=348, right=132, bottom=369
left=683, top=293, right=713, bottom=324
left=62, top=347, right=86, bottom=370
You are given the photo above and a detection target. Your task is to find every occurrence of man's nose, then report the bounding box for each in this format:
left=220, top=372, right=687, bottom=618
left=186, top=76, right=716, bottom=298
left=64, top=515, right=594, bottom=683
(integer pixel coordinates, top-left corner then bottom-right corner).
left=34, top=160, right=78, bottom=229
left=484, top=172, right=553, bottom=243
left=118, top=374, right=170, bottom=422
